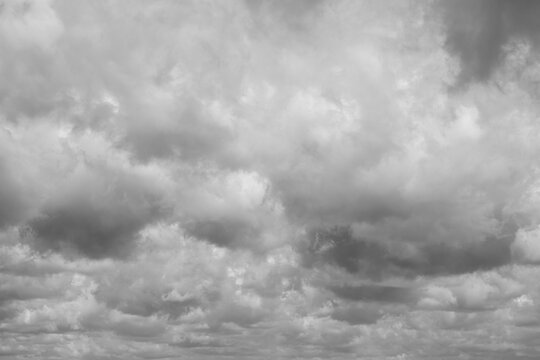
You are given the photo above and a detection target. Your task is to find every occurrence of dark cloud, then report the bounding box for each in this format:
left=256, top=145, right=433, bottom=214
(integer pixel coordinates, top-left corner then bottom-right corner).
left=302, top=225, right=514, bottom=278
left=0, top=186, right=26, bottom=230
left=207, top=302, right=266, bottom=329
left=0, top=350, right=28, bottom=358
left=0, top=282, right=56, bottom=304
left=0, top=258, right=65, bottom=278
left=329, top=284, right=417, bottom=304
left=27, top=162, right=168, bottom=259
left=439, top=0, right=540, bottom=84
left=170, top=337, right=224, bottom=349
left=0, top=306, right=17, bottom=322
left=301, top=226, right=387, bottom=276
left=0, top=156, right=30, bottom=229
left=184, top=218, right=260, bottom=248
left=393, top=236, right=512, bottom=276
left=82, top=310, right=167, bottom=339
left=330, top=304, right=383, bottom=325
left=109, top=319, right=166, bottom=339
left=28, top=202, right=159, bottom=259
left=97, top=286, right=199, bottom=319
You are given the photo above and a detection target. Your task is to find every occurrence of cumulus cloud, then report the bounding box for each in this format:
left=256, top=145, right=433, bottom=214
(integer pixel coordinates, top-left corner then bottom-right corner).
left=1, top=0, right=540, bottom=359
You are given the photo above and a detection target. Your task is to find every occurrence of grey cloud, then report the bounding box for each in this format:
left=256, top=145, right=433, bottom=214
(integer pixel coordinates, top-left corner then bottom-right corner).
left=329, top=284, right=417, bottom=304
left=109, top=318, right=166, bottom=339
left=0, top=0, right=67, bottom=121
left=206, top=302, right=266, bottom=329
left=439, top=0, right=540, bottom=84
left=245, top=0, right=325, bottom=31
left=0, top=53, right=68, bottom=121
left=301, top=226, right=387, bottom=276
left=302, top=225, right=514, bottom=278
left=184, top=218, right=261, bottom=249
left=28, top=202, right=145, bottom=259
left=0, top=306, right=17, bottom=322
left=0, top=163, right=27, bottom=229
left=278, top=182, right=407, bottom=228
left=0, top=257, right=65, bottom=278
left=97, top=286, right=199, bottom=319
left=82, top=311, right=167, bottom=339
left=0, top=282, right=56, bottom=304
left=0, top=350, right=28, bottom=358
left=171, top=336, right=224, bottom=349
left=330, top=303, right=383, bottom=325
left=393, top=236, right=512, bottom=276
left=123, top=100, right=235, bottom=163
left=2, top=0, right=540, bottom=358
left=457, top=346, right=540, bottom=360
left=27, top=163, right=168, bottom=259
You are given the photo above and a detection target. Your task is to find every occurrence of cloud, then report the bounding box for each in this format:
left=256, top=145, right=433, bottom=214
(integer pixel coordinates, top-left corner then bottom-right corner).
left=330, top=303, right=383, bottom=325
left=511, top=227, right=540, bottom=264
left=185, top=218, right=260, bottom=249
left=1, top=0, right=540, bottom=359
left=329, top=284, right=417, bottom=304
left=0, top=273, right=59, bottom=304
left=97, top=311, right=167, bottom=339
left=439, top=0, right=540, bottom=84
left=301, top=225, right=513, bottom=278
left=179, top=170, right=291, bottom=251
left=0, top=158, right=29, bottom=229
left=417, top=271, right=523, bottom=312
left=0, top=129, right=42, bottom=229
left=26, top=150, right=170, bottom=259
left=0, top=0, right=64, bottom=50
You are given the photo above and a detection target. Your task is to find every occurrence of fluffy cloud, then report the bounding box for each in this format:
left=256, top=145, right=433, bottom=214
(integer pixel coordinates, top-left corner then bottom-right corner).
left=2, top=0, right=540, bottom=359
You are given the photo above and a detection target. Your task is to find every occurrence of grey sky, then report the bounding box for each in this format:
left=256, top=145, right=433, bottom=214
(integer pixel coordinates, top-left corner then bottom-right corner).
left=1, top=0, right=540, bottom=359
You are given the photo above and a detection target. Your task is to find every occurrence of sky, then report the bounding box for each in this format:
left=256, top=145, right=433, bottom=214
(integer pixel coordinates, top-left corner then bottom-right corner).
left=1, top=0, right=540, bottom=359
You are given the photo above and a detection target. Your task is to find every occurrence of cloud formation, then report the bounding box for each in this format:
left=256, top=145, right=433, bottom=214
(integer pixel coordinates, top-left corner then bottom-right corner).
left=440, top=0, right=540, bottom=84
left=27, top=158, right=169, bottom=258
left=1, top=0, right=540, bottom=359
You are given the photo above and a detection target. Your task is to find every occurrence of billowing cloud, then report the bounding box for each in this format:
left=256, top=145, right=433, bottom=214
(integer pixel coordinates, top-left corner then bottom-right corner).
left=2, top=0, right=540, bottom=359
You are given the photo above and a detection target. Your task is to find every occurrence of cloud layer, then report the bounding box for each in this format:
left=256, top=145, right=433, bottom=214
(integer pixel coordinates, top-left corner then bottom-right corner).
left=2, top=0, right=540, bottom=359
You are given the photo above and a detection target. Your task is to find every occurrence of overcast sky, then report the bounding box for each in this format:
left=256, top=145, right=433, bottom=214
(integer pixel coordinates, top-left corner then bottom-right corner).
left=2, top=0, right=540, bottom=359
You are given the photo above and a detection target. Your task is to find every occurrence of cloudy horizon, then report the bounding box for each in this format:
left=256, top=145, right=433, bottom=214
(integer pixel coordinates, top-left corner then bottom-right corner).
left=2, top=0, right=540, bottom=359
